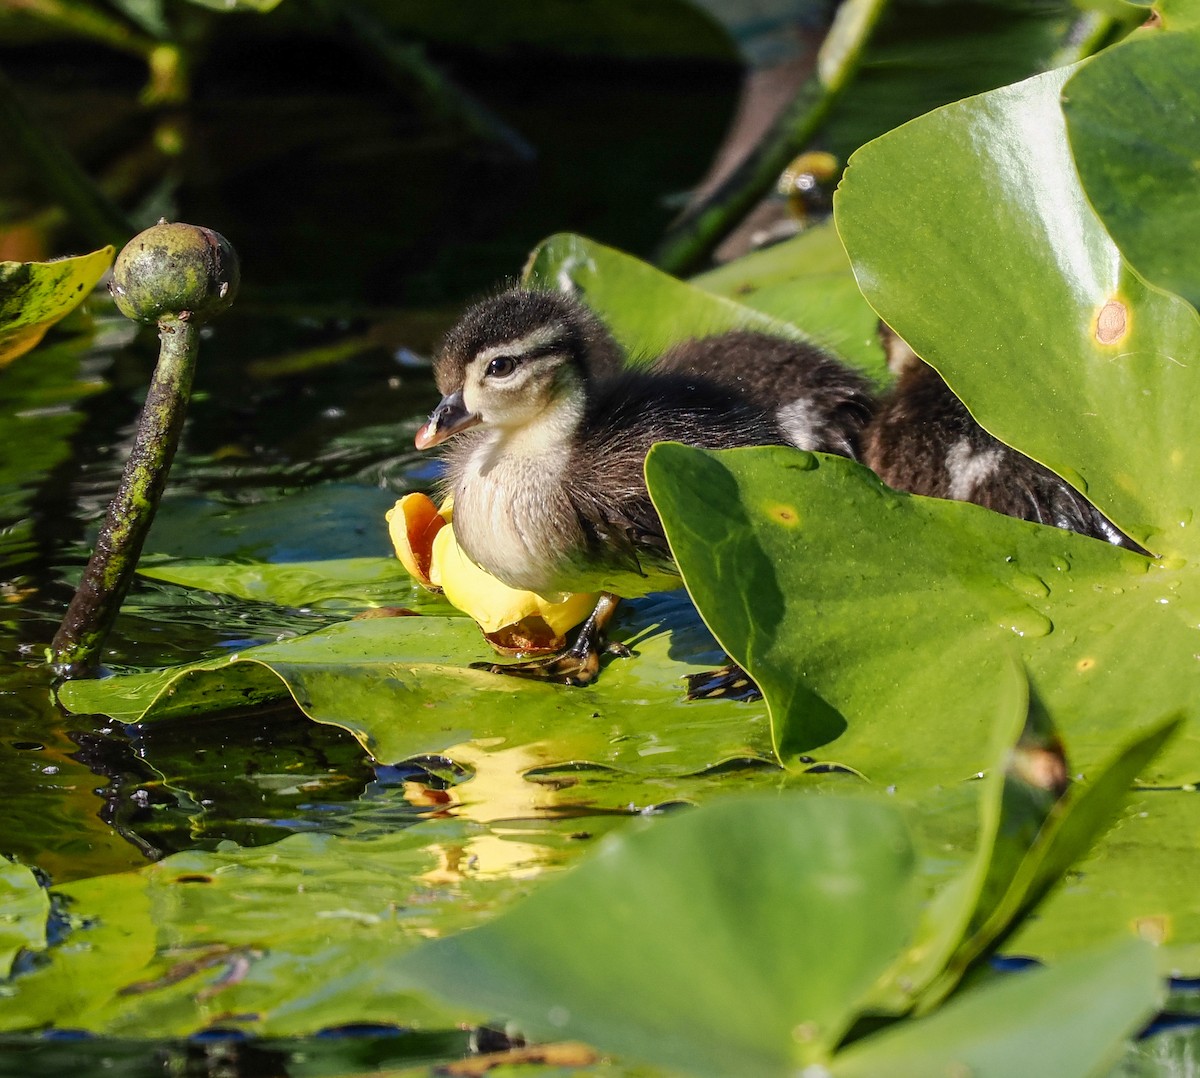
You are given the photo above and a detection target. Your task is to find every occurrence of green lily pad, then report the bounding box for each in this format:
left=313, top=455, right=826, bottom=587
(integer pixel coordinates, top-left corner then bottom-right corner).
left=137, top=556, right=430, bottom=611
left=1064, top=27, right=1200, bottom=310
left=647, top=444, right=1200, bottom=785
left=831, top=937, right=1160, bottom=1078
left=59, top=593, right=776, bottom=774
left=691, top=219, right=889, bottom=379
left=524, top=232, right=827, bottom=361
left=0, top=859, right=49, bottom=978
left=0, top=248, right=113, bottom=366
left=410, top=795, right=923, bottom=1076
left=1013, top=785, right=1200, bottom=975
left=834, top=63, right=1200, bottom=557
left=0, top=819, right=544, bottom=1036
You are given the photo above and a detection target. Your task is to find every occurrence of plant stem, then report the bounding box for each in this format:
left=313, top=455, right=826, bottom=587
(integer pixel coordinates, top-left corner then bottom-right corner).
left=49, top=318, right=199, bottom=676
left=0, top=64, right=132, bottom=249
left=654, top=0, right=890, bottom=277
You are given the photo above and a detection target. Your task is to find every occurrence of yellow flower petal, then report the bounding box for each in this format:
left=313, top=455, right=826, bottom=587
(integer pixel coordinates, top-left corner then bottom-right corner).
left=385, top=493, right=447, bottom=589
left=387, top=493, right=596, bottom=651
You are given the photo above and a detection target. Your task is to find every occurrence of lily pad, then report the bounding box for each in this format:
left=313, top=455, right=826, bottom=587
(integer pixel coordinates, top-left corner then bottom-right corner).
left=407, top=710, right=1168, bottom=1077
left=1064, top=27, right=1200, bottom=310
left=0, top=248, right=113, bottom=366
left=691, top=219, right=889, bottom=379
left=831, top=937, right=1160, bottom=1078
left=0, top=819, right=526, bottom=1036
left=648, top=444, right=1200, bottom=786
left=0, top=859, right=48, bottom=977
left=410, top=795, right=923, bottom=1076
left=524, top=232, right=827, bottom=361
left=834, top=63, right=1200, bottom=557
left=138, top=556, right=427, bottom=611
left=59, top=593, right=776, bottom=775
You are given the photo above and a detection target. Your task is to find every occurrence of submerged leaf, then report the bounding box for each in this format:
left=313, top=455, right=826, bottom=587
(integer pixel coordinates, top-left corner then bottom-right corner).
left=0, top=859, right=49, bottom=977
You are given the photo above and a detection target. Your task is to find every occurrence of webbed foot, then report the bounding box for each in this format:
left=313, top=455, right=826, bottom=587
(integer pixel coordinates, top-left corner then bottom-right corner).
left=684, top=662, right=762, bottom=702
left=472, top=593, right=628, bottom=687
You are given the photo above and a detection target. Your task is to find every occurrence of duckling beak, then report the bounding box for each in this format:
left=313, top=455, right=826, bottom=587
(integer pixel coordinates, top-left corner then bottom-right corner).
left=415, top=390, right=481, bottom=450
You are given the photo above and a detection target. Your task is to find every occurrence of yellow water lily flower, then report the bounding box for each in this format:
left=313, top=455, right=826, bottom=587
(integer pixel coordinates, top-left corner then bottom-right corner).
left=386, top=492, right=596, bottom=652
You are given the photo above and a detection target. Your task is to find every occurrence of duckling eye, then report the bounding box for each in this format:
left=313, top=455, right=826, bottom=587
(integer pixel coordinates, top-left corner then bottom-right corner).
left=485, top=356, right=518, bottom=378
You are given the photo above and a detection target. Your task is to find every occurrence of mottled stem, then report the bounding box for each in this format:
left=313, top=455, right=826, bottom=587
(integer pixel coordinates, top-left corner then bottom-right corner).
left=654, top=0, right=890, bottom=276
left=49, top=318, right=199, bottom=676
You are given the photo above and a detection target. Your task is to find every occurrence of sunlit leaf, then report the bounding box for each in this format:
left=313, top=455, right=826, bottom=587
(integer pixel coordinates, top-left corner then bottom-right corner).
left=0, top=248, right=113, bottom=366
left=1064, top=26, right=1200, bottom=310
left=835, top=64, right=1200, bottom=557
left=524, top=233, right=827, bottom=361
left=832, top=938, right=1160, bottom=1078
left=409, top=795, right=922, bottom=1076
left=58, top=593, right=776, bottom=775
left=647, top=444, right=1200, bottom=786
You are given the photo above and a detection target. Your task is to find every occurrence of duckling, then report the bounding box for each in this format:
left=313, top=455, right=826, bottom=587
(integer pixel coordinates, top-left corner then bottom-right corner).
left=865, top=326, right=1138, bottom=548
left=415, top=287, right=876, bottom=684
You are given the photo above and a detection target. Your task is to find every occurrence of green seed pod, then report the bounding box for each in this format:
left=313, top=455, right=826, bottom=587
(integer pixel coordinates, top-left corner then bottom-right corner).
left=111, top=220, right=240, bottom=325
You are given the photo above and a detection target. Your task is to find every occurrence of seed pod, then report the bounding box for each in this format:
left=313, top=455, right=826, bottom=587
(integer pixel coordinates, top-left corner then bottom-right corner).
left=110, top=219, right=240, bottom=324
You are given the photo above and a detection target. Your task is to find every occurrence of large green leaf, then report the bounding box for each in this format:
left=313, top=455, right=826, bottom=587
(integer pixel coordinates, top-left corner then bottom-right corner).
left=1064, top=27, right=1200, bottom=310
left=58, top=593, right=776, bottom=774
left=647, top=443, right=1200, bottom=966
left=409, top=795, right=922, bottom=1076
left=691, top=219, right=889, bottom=379
left=647, top=444, right=1200, bottom=784
left=835, top=63, right=1200, bottom=557
left=524, top=232, right=826, bottom=361
left=832, top=938, right=1160, bottom=1078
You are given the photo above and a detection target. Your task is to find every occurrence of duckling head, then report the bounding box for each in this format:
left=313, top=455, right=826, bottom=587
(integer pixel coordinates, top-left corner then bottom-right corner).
left=415, top=288, right=621, bottom=450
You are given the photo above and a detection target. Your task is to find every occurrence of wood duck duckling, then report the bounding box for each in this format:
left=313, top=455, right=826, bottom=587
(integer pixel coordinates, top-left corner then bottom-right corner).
left=414, top=287, right=877, bottom=685
left=865, top=326, right=1139, bottom=549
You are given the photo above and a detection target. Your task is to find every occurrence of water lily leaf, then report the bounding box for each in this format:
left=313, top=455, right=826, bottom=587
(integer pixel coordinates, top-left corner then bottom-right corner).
left=409, top=795, right=922, bottom=1076
left=691, top=219, right=889, bottom=379
left=1013, top=786, right=1200, bottom=974
left=919, top=714, right=1180, bottom=1008
left=831, top=937, right=1160, bottom=1078
left=834, top=63, right=1200, bottom=557
left=58, top=593, right=775, bottom=774
left=524, top=232, right=825, bottom=361
left=0, top=859, right=49, bottom=977
left=0, top=819, right=542, bottom=1036
left=1064, top=28, right=1200, bottom=310
left=646, top=444, right=1200, bottom=787
left=138, top=556, right=428, bottom=611
left=0, top=248, right=113, bottom=366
